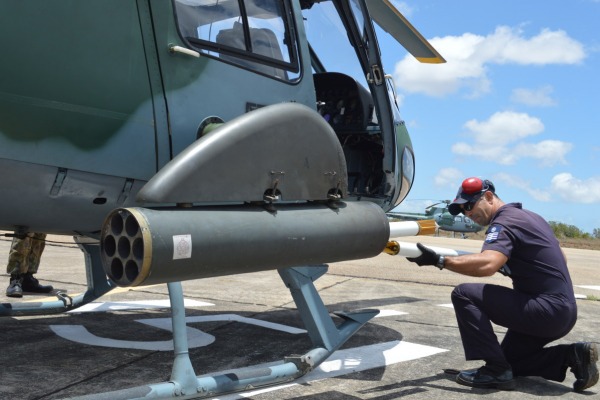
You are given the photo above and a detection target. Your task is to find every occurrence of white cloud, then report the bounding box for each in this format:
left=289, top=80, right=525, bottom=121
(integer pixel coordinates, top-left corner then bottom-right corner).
left=434, top=167, right=463, bottom=188
left=513, top=140, right=572, bottom=166
left=451, top=111, right=572, bottom=166
left=394, top=198, right=436, bottom=213
left=394, top=26, right=586, bottom=97
left=394, top=32, right=489, bottom=97
left=463, top=111, right=544, bottom=145
left=488, top=173, right=600, bottom=205
left=480, top=27, right=585, bottom=65
left=551, top=173, right=600, bottom=203
left=452, top=142, right=518, bottom=165
left=493, top=172, right=552, bottom=201
left=511, top=85, right=557, bottom=107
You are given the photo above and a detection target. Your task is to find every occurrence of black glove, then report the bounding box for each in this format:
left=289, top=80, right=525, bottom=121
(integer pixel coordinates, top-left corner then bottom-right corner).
left=406, top=243, right=441, bottom=267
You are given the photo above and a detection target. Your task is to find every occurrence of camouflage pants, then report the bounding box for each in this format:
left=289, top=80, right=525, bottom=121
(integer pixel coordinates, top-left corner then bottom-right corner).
left=6, top=233, right=47, bottom=276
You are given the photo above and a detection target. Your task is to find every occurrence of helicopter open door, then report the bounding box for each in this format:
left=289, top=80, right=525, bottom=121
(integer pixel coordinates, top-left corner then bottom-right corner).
left=303, top=0, right=417, bottom=211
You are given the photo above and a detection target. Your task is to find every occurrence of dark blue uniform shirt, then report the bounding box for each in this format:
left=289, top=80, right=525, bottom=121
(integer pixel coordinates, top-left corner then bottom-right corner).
left=481, top=203, right=575, bottom=300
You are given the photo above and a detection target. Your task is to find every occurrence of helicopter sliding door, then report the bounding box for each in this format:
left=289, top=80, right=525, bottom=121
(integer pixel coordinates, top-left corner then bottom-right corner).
left=148, top=0, right=316, bottom=163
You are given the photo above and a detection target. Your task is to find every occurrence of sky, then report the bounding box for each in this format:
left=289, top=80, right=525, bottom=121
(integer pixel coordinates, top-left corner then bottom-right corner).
left=379, top=0, right=600, bottom=234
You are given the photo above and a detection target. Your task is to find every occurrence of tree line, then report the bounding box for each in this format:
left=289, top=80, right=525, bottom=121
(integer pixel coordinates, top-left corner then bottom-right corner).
left=549, top=221, right=600, bottom=240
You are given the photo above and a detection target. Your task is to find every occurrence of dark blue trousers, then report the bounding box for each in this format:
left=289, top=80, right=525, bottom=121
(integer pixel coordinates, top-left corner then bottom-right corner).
left=451, top=283, right=577, bottom=381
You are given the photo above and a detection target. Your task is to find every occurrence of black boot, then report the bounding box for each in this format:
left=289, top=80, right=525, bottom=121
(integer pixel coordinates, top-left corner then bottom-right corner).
left=456, top=365, right=516, bottom=390
left=21, top=273, right=53, bottom=293
left=6, top=275, right=23, bottom=298
left=567, top=342, right=599, bottom=392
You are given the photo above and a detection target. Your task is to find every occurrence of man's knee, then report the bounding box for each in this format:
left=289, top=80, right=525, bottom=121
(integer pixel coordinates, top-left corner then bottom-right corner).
left=452, top=283, right=471, bottom=301
left=451, top=283, right=485, bottom=307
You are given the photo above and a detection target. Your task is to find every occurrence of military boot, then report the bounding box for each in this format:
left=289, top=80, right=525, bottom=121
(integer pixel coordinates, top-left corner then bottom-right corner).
left=21, top=273, right=53, bottom=293
left=6, top=275, right=23, bottom=298
left=456, top=365, right=516, bottom=391
left=567, top=342, right=599, bottom=392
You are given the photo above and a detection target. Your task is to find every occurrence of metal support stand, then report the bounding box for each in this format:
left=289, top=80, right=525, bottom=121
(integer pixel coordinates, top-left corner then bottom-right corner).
left=166, top=281, right=199, bottom=397
left=72, top=265, right=378, bottom=399
left=278, top=265, right=379, bottom=352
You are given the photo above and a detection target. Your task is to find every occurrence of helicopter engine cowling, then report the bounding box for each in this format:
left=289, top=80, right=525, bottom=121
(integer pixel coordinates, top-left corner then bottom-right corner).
left=100, top=201, right=389, bottom=287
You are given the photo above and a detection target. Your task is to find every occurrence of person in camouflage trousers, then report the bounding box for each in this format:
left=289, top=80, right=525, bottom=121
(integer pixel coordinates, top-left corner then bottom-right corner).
left=6, top=232, right=53, bottom=298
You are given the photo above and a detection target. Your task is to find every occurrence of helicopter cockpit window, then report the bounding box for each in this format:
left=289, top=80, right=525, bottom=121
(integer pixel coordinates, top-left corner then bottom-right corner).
left=398, top=146, right=414, bottom=202
left=174, top=0, right=300, bottom=81
left=348, top=0, right=366, bottom=44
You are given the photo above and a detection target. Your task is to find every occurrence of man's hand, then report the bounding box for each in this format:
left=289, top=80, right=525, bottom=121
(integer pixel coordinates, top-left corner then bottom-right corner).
left=406, top=243, right=441, bottom=267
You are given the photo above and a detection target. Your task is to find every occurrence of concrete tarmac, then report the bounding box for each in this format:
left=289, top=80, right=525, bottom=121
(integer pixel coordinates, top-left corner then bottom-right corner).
left=0, top=233, right=598, bottom=399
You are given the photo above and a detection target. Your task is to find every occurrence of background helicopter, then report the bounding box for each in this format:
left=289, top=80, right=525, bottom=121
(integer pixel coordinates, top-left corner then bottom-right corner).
left=388, top=199, right=484, bottom=238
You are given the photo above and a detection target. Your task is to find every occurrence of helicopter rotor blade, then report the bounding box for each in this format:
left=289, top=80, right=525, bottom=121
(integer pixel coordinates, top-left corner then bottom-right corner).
left=366, top=0, right=446, bottom=64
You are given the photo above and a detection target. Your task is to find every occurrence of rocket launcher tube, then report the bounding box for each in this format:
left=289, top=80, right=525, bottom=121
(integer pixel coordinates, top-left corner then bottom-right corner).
left=100, top=201, right=389, bottom=287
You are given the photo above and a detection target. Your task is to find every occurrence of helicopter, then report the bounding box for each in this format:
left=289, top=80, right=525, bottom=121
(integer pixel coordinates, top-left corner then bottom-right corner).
left=388, top=200, right=484, bottom=238
left=0, top=0, right=444, bottom=398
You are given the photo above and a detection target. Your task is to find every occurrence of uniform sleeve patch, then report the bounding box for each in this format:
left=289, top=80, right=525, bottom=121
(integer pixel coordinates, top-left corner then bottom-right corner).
left=485, top=225, right=502, bottom=243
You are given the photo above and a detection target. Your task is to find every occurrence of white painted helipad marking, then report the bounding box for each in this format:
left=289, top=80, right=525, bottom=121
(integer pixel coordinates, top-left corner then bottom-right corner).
left=315, top=340, right=446, bottom=374
left=575, top=285, right=600, bottom=299
left=213, top=340, right=448, bottom=399
left=143, top=314, right=307, bottom=335
left=374, top=309, right=408, bottom=317
left=49, top=307, right=410, bottom=351
left=576, top=285, right=600, bottom=291
left=50, top=324, right=214, bottom=351
left=50, top=313, right=305, bottom=350
left=67, top=299, right=214, bottom=313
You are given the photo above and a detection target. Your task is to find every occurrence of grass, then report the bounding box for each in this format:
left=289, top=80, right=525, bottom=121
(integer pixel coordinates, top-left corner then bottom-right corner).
left=445, top=230, right=600, bottom=251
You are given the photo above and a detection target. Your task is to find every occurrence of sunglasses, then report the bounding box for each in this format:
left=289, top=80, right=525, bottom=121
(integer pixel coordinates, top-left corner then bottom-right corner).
left=462, top=195, right=483, bottom=212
